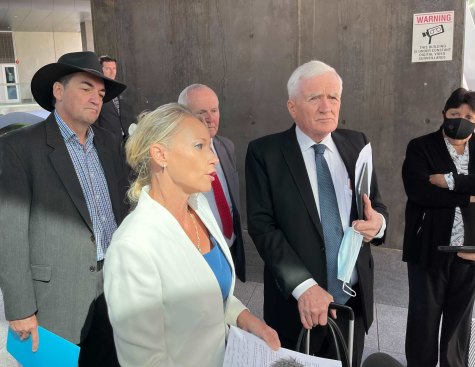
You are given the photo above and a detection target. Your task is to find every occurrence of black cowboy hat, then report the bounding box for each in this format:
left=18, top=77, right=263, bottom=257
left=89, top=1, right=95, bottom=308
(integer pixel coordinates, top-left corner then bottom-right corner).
left=31, top=51, right=127, bottom=112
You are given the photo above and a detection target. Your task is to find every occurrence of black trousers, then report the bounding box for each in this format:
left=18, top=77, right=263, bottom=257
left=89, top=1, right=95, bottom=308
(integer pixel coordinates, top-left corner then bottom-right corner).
left=281, top=295, right=366, bottom=367
left=78, top=293, right=120, bottom=367
left=406, top=255, right=475, bottom=367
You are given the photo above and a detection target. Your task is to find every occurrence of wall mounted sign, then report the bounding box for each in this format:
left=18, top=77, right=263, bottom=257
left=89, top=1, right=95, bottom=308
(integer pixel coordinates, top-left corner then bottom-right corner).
left=412, top=11, right=454, bottom=63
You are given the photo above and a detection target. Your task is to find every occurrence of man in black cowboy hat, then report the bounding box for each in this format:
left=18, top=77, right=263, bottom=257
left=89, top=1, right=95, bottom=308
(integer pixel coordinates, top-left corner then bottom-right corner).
left=0, top=51, right=128, bottom=366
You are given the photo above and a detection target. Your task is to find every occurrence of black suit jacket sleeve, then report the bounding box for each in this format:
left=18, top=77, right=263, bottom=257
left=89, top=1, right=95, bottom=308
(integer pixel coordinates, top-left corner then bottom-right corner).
left=246, top=138, right=318, bottom=298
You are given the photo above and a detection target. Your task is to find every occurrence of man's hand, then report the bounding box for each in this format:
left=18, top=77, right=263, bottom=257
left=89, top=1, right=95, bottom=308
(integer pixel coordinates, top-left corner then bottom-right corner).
left=457, top=252, right=475, bottom=261
left=352, top=194, right=383, bottom=243
left=429, top=174, right=448, bottom=188
left=9, top=314, right=39, bottom=352
left=237, top=310, right=281, bottom=350
left=297, top=284, right=336, bottom=329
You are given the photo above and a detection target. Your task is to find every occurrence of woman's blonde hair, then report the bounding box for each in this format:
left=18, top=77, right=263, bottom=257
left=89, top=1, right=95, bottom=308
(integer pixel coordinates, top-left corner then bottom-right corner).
left=125, top=103, right=195, bottom=203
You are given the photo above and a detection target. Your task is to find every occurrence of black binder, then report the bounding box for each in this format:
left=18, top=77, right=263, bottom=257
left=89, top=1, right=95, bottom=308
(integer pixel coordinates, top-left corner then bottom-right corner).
left=356, top=162, right=369, bottom=220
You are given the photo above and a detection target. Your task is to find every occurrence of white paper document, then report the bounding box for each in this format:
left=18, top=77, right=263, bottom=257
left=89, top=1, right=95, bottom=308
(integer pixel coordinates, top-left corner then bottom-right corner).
left=355, top=143, right=373, bottom=196
left=354, top=143, right=373, bottom=219
left=223, top=326, right=342, bottom=367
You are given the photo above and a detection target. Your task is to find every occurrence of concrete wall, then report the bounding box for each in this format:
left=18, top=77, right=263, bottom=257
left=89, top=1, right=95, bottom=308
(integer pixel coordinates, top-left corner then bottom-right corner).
left=12, top=31, right=82, bottom=101
left=91, top=0, right=466, bottom=250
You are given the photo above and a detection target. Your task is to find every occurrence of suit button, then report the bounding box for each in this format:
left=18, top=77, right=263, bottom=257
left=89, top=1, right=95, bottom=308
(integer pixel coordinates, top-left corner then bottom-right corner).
left=321, top=247, right=326, bottom=253
left=89, top=266, right=96, bottom=272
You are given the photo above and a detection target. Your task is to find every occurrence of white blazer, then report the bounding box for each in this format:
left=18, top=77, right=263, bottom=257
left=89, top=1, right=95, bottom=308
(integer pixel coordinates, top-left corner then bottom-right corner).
left=104, top=187, right=247, bottom=367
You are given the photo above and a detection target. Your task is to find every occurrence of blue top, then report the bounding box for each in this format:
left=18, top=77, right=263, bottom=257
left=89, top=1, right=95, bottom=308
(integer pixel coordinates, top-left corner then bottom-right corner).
left=203, top=237, right=232, bottom=300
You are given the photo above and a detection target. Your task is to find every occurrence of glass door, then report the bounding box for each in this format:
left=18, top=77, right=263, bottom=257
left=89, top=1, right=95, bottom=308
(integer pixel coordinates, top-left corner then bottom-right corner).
left=0, top=64, right=20, bottom=103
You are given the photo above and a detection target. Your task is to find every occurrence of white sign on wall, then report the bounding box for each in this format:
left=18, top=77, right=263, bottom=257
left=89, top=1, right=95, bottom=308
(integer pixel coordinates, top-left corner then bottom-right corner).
left=412, top=11, right=454, bottom=63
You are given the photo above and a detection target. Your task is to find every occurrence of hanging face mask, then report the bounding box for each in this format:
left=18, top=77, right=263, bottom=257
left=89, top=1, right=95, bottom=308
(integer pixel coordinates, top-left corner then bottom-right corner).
left=337, top=225, right=364, bottom=297
left=442, top=116, right=475, bottom=140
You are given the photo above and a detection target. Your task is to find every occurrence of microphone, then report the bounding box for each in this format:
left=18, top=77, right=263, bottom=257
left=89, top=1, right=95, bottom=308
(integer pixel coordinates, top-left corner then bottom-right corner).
left=362, top=352, right=403, bottom=367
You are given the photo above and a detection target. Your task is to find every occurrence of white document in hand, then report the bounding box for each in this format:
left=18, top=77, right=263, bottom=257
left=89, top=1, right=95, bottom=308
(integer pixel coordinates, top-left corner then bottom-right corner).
left=355, top=143, right=373, bottom=220
left=355, top=143, right=373, bottom=196
left=223, top=326, right=342, bottom=367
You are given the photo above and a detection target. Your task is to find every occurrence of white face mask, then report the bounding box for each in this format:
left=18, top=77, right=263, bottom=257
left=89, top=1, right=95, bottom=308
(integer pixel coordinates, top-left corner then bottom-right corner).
left=337, top=225, right=364, bottom=297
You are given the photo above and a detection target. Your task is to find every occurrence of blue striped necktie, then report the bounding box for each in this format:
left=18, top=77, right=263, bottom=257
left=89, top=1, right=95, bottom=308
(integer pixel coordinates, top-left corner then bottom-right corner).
left=313, top=144, right=349, bottom=304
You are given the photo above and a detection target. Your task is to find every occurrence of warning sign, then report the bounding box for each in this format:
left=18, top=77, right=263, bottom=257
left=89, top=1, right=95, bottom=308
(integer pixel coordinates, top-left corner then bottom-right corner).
left=412, top=11, right=454, bottom=63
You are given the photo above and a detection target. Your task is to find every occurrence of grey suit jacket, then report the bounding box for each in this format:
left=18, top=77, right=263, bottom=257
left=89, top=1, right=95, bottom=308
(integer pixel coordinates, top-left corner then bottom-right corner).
left=213, top=135, right=246, bottom=281
left=0, top=114, right=128, bottom=343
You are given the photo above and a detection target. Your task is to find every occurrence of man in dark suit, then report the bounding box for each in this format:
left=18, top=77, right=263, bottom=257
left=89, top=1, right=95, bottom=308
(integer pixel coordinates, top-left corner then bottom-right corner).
left=402, top=88, right=475, bottom=367
left=0, top=51, right=128, bottom=366
left=246, top=60, right=388, bottom=366
left=178, top=84, right=246, bottom=282
left=96, top=55, right=130, bottom=141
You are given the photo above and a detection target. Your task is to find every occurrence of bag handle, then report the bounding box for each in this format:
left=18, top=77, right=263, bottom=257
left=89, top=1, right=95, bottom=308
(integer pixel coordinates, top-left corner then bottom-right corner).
left=295, top=303, right=354, bottom=367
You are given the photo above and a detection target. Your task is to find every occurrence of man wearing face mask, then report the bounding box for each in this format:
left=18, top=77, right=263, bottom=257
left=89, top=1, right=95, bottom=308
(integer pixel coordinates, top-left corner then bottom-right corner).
left=402, top=87, right=475, bottom=367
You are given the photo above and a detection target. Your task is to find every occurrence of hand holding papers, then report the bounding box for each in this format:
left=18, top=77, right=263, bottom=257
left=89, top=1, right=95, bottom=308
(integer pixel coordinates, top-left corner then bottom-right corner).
left=7, top=326, right=80, bottom=367
left=224, top=326, right=342, bottom=367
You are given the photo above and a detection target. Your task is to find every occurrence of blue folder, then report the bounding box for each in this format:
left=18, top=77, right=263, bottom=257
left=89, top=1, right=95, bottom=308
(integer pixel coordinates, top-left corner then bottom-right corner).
left=7, top=326, right=80, bottom=367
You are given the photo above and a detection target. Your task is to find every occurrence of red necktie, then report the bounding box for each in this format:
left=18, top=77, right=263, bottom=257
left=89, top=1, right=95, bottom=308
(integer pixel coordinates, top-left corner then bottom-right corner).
left=211, top=173, right=233, bottom=239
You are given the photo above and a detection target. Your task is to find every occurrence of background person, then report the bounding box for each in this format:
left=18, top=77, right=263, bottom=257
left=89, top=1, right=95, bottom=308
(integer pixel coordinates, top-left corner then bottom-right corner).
left=104, top=103, right=279, bottom=366
left=0, top=51, right=128, bottom=366
left=246, top=60, right=388, bottom=367
left=97, top=55, right=130, bottom=141
left=178, top=84, right=246, bottom=282
left=402, top=87, right=475, bottom=367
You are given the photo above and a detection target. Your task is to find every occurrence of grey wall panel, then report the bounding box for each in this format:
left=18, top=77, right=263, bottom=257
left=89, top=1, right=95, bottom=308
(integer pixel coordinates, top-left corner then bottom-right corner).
left=92, top=0, right=466, bottom=250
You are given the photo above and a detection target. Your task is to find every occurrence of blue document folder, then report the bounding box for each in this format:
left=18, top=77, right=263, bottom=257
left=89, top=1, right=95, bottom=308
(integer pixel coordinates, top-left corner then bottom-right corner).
left=7, top=326, right=80, bottom=367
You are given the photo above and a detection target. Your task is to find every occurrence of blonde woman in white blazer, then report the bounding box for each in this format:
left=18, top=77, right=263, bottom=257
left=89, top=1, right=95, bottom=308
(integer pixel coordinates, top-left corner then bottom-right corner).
left=104, top=103, right=280, bottom=367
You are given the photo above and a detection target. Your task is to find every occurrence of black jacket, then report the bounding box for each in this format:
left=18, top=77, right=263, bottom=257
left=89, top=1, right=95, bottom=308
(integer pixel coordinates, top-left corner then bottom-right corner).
left=402, top=129, right=475, bottom=268
left=246, top=125, right=388, bottom=341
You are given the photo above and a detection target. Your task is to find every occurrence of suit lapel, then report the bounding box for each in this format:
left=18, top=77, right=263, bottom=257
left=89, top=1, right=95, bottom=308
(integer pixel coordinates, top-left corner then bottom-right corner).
left=332, top=131, right=357, bottom=189
left=212, top=136, right=239, bottom=211
left=281, top=126, right=324, bottom=239
left=327, top=130, right=359, bottom=224
left=93, top=127, right=123, bottom=224
left=433, top=130, right=459, bottom=172
left=212, top=136, right=231, bottom=185
left=45, top=115, right=93, bottom=232
left=469, top=137, right=475, bottom=174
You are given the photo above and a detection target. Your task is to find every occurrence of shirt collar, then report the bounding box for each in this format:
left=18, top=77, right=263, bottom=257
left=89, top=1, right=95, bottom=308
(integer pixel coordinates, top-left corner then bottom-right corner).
left=443, top=136, right=469, bottom=157
left=295, top=125, right=336, bottom=153
left=54, top=110, right=94, bottom=145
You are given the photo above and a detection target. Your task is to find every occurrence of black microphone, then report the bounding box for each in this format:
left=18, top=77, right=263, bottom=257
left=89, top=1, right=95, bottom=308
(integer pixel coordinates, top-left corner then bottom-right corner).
left=362, top=352, right=403, bottom=367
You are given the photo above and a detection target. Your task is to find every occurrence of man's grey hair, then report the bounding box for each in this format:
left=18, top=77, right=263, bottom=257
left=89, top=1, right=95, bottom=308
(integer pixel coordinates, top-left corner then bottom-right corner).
left=287, top=60, right=343, bottom=99
left=178, top=84, right=213, bottom=106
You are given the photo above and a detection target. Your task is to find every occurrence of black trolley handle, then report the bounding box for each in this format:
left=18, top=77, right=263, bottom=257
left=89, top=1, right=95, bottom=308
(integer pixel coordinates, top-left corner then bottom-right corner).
left=296, top=302, right=354, bottom=367
left=329, top=302, right=354, bottom=367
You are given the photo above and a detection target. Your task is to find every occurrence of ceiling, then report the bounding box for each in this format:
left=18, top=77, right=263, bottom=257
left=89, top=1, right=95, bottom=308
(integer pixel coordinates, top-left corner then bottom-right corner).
left=0, top=0, right=91, bottom=32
